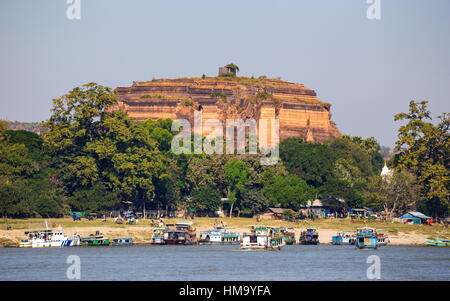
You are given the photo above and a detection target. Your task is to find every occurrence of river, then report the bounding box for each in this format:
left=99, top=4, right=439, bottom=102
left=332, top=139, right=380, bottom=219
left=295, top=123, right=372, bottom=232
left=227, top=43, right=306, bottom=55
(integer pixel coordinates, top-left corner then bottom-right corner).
left=0, top=245, right=449, bottom=281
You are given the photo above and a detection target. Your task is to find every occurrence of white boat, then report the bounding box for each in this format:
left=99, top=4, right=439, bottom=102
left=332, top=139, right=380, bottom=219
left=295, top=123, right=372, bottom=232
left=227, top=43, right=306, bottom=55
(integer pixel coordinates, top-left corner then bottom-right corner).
left=240, top=226, right=285, bottom=250
left=151, top=228, right=165, bottom=245
left=19, top=239, right=32, bottom=248
left=24, top=222, right=80, bottom=248
left=199, top=227, right=241, bottom=244
left=376, top=231, right=389, bottom=246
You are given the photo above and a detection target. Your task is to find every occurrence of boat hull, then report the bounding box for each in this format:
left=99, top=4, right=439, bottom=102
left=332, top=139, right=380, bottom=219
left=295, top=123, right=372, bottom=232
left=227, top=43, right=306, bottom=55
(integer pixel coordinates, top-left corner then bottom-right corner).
left=240, top=243, right=283, bottom=250
left=163, top=239, right=191, bottom=245
left=426, top=240, right=450, bottom=247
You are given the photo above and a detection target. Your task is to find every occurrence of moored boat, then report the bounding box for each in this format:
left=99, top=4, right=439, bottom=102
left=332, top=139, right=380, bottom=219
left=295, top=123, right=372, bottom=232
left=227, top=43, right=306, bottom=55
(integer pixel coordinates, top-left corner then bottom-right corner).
left=279, top=227, right=296, bottom=245
left=299, top=228, right=319, bottom=245
left=332, top=231, right=355, bottom=245
left=163, top=220, right=197, bottom=245
left=426, top=238, right=450, bottom=247
left=80, top=231, right=110, bottom=246
left=151, top=228, right=165, bottom=245
left=198, top=227, right=241, bottom=244
left=355, top=227, right=378, bottom=249
left=19, top=239, right=32, bottom=248
left=111, top=238, right=133, bottom=246
left=23, top=225, right=80, bottom=248
left=240, top=225, right=285, bottom=250
left=376, top=230, right=389, bottom=246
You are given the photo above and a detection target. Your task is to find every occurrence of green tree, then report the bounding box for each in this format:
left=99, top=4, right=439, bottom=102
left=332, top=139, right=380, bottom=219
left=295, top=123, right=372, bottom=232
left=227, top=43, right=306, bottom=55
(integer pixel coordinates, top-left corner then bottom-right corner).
left=0, top=179, right=35, bottom=218
left=262, top=173, right=316, bottom=210
left=189, top=186, right=221, bottom=216
left=393, top=101, right=449, bottom=217
left=239, top=188, right=269, bottom=217
left=0, top=120, right=8, bottom=142
left=225, top=63, right=239, bottom=73
left=224, top=159, right=250, bottom=216
left=42, top=83, right=168, bottom=212
left=363, top=170, right=421, bottom=219
left=280, top=138, right=335, bottom=187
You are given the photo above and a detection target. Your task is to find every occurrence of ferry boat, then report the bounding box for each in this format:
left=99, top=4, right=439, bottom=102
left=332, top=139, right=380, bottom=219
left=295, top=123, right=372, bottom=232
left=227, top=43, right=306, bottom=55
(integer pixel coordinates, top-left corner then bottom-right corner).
left=111, top=238, right=133, bottom=246
left=332, top=231, right=355, bottom=245
left=198, top=227, right=241, bottom=244
left=355, top=227, right=378, bottom=249
left=299, top=228, right=319, bottom=245
left=163, top=220, right=197, bottom=245
left=80, top=231, right=110, bottom=246
left=240, top=226, right=285, bottom=250
left=151, top=228, right=165, bottom=245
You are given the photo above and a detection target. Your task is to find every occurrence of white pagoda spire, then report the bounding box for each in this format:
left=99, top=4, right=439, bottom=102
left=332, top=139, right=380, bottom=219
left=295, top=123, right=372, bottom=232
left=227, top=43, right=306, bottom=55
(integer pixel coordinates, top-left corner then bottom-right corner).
left=380, top=161, right=392, bottom=178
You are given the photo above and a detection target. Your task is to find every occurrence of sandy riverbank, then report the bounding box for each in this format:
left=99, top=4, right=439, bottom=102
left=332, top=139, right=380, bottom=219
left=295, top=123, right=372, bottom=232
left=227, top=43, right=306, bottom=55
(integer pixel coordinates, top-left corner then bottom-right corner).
left=1, top=217, right=448, bottom=247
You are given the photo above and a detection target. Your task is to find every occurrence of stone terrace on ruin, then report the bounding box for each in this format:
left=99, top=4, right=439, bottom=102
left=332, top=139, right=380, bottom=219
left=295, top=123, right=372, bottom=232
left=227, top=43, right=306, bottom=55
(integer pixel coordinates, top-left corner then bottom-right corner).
left=111, top=76, right=341, bottom=143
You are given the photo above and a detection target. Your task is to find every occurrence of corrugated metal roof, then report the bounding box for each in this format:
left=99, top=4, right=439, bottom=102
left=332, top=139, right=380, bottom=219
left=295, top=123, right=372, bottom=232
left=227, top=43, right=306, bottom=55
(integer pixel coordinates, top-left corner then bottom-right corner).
left=266, top=208, right=294, bottom=214
left=407, top=211, right=432, bottom=219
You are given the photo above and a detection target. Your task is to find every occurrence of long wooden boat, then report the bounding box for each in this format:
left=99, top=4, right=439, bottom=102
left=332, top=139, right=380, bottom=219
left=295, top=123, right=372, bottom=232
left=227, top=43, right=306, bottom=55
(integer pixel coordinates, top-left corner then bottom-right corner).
left=426, top=238, right=450, bottom=247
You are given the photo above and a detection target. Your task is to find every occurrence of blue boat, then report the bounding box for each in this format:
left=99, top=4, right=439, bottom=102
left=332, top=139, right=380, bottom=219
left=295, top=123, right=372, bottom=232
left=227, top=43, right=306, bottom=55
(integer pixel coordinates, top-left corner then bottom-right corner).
left=355, top=227, right=378, bottom=249
left=111, top=237, right=133, bottom=246
left=332, top=231, right=356, bottom=245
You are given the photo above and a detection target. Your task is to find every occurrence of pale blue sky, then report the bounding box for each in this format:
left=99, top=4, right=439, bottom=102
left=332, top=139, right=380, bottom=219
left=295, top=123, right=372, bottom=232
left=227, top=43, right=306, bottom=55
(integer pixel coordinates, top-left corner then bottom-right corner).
left=0, top=0, right=449, bottom=146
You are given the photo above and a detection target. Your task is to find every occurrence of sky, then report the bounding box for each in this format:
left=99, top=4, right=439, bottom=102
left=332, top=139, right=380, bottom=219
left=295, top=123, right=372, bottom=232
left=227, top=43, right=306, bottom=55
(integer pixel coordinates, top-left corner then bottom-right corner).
left=0, top=0, right=449, bottom=147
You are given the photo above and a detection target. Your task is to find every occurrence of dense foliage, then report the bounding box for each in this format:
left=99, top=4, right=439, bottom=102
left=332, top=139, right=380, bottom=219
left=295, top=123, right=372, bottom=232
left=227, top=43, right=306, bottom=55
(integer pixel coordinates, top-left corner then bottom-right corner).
left=1, top=85, right=447, bottom=219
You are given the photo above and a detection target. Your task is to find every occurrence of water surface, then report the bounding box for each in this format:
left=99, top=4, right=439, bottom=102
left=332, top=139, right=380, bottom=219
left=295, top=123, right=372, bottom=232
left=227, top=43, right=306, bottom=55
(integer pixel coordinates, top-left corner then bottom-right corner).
left=0, top=245, right=449, bottom=281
